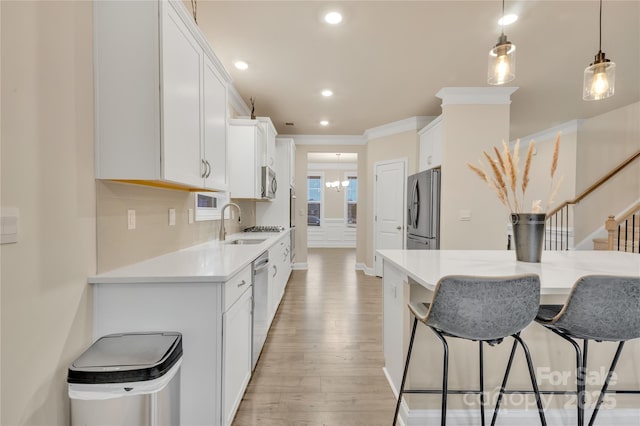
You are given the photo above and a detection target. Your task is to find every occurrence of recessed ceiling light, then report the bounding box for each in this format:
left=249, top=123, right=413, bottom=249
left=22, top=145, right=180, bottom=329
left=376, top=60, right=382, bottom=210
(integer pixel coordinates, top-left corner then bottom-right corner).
left=234, top=61, right=249, bottom=70
left=498, top=14, right=518, bottom=26
left=321, top=89, right=333, bottom=97
left=324, top=11, right=342, bottom=25
left=320, top=120, right=329, bottom=126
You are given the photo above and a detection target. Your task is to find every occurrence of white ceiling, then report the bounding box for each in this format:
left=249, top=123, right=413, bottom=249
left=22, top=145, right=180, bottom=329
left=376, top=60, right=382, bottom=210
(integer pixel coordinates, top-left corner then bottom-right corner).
left=191, top=1, right=640, bottom=139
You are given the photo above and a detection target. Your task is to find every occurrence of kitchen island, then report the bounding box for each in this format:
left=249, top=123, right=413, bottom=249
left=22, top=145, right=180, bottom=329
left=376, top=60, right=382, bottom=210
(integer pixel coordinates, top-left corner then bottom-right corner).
left=378, top=250, right=640, bottom=424
left=88, top=231, right=292, bottom=426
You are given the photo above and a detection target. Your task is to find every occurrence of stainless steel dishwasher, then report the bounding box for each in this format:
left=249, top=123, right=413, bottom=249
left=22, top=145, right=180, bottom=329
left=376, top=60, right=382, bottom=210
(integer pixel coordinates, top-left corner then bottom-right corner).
left=252, top=251, right=269, bottom=371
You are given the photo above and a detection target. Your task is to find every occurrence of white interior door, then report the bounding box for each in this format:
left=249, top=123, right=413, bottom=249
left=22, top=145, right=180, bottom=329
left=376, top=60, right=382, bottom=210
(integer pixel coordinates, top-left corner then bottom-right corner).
left=374, top=160, right=406, bottom=276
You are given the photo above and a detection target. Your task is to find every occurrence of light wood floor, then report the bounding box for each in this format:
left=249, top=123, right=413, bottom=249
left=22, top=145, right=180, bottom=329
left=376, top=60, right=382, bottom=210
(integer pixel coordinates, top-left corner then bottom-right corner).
left=232, top=248, right=397, bottom=425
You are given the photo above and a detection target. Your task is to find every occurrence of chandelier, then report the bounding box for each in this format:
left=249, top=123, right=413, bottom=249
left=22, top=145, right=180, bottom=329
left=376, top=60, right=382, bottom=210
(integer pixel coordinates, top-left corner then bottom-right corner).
left=325, top=154, right=350, bottom=192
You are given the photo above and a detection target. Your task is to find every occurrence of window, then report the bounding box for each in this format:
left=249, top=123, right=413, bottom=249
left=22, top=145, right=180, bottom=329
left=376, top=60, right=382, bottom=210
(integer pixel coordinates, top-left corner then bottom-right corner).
left=346, top=174, right=357, bottom=225
left=307, top=175, right=322, bottom=226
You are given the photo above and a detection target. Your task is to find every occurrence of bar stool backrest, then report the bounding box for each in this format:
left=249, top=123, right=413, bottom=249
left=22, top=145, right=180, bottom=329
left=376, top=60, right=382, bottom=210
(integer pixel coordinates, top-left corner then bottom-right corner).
left=425, top=274, right=540, bottom=341
left=551, top=275, right=640, bottom=341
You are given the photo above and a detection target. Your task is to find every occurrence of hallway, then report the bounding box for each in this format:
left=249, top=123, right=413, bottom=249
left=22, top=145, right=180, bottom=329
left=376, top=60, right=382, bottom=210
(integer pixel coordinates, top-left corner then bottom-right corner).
left=233, top=248, right=396, bottom=425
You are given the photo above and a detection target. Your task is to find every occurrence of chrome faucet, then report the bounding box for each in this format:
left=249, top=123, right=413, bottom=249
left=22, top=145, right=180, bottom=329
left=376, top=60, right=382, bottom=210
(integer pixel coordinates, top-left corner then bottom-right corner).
left=219, top=203, right=241, bottom=241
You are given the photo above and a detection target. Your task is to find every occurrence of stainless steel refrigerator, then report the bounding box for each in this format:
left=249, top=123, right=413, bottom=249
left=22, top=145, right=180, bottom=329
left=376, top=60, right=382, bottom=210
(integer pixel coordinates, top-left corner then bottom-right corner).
left=406, top=168, right=440, bottom=249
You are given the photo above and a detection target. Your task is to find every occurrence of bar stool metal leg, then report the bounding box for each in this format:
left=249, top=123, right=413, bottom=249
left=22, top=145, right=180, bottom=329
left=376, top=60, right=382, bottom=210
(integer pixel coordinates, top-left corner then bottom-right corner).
left=491, top=338, right=518, bottom=425
left=431, top=328, right=449, bottom=426
left=491, top=334, right=547, bottom=426
left=588, top=341, right=625, bottom=426
left=549, top=329, right=585, bottom=426
left=512, top=333, right=547, bottom=426
left=393, top=317, right=418, bottom=425
left=479, top=341, right=486, bottom=426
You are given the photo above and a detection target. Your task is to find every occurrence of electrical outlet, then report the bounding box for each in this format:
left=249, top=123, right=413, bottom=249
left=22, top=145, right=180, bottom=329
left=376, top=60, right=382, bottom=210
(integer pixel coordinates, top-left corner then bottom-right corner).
left=168, top=208, right=176, bottom=226
left=188, top=208, right=194, bottom=224
left=127, top=209, right=136, bottom=230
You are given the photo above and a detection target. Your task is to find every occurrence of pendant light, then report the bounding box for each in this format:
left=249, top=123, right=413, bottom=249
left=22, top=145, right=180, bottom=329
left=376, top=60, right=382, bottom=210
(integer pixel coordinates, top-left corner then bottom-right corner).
left=488, top=0, right=516, bottom=85
left=325, top=154, right=350, bottom=192
left=583, top=0, right=615, bottom=101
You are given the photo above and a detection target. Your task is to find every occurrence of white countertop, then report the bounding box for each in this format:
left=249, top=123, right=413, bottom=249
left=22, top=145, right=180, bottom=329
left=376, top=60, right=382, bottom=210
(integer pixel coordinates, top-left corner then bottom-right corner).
left=377, top=249, right=640, bottom=295
left=89, top=231, right=290, bottom=284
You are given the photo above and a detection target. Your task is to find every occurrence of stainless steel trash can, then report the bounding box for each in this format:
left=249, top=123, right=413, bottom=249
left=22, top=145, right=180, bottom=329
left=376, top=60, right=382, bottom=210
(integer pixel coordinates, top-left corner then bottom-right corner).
left=68, top=332, right=182, bottom=426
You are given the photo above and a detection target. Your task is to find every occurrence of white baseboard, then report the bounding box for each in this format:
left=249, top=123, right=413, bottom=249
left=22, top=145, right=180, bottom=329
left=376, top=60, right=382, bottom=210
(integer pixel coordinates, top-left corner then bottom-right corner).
left=355, top=262, right=376, bottom=276
left=292, top=262, right=308, bottom=270
left=404, top=408, right=640, bottom=426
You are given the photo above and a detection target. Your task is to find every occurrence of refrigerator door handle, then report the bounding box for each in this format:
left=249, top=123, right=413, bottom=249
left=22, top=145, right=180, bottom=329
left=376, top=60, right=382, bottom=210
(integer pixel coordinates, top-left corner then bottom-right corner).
left=412, top=179, right=420, bottom=229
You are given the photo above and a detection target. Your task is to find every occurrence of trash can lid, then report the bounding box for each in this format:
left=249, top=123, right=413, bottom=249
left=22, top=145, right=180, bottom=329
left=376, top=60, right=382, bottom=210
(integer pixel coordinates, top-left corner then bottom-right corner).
left=67, top=332, right=182, bottom=384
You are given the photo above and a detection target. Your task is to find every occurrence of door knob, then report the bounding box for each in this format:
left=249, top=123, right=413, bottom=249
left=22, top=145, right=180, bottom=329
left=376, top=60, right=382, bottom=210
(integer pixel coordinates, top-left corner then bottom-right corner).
left=396, top=226, right=402, bottom=230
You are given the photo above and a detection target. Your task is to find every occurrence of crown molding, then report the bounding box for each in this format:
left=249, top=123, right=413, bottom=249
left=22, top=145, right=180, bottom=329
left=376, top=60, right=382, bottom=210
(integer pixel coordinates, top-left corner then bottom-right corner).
left=364, top=116, right=433, bottom=141
left=281, top=135, right=367, bottom=146
left=228, top=84, right=251, bottom=117
left=436, top=87, right=518, bottom=106
left=512, top=119, right=584, bottom=145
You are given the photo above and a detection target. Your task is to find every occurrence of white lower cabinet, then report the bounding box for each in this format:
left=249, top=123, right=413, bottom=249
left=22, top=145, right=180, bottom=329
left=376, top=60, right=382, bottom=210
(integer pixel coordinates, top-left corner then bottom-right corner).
left=382, top=260, right=408, bottom=392
left=222, top=285, right=252, bottom=426
left=268, top=234, right=292, bottom=324
left=92, top=264, right=254, bottom=426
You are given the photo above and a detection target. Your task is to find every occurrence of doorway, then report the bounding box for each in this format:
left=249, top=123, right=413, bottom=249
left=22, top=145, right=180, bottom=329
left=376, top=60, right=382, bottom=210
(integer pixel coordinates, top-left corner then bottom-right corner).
left=306, top=152, right=358, bottom=249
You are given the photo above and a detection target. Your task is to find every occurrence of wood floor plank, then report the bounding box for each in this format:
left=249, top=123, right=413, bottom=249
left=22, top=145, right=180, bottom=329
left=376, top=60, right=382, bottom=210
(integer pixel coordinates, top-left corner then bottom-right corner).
left=232, top=248, right=396, bottom=425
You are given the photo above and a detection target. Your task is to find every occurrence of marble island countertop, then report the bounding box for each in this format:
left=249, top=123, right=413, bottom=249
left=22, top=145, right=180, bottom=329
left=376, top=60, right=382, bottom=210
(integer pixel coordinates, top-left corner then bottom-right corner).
left=377, top=249, right=640, bottom=295
left=89, top=231, right=289, bottom=284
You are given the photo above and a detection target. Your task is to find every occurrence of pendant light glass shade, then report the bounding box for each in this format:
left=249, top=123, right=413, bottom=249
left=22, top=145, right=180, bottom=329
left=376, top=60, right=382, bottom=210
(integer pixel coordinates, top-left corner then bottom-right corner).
left=583, top=0, right=615, bottom=101
left=488, top=34, right=516, bottom=85
left=583, top=52, right=615, bottom=100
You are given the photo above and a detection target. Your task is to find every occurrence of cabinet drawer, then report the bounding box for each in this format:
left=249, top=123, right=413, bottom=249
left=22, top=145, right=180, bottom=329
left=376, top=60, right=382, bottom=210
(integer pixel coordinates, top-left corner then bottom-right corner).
left=224, top=266, right=252, bottom=311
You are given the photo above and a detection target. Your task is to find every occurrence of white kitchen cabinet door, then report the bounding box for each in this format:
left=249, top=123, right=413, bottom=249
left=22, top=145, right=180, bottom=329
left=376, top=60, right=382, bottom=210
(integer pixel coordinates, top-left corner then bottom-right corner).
left=203, top=55, right=228, bottom=191
left=228, top=119, right=266, bottom=199
left=418, top=116, right=443, bottom=171
left=258, top=117, right=277, bottom=169
left=222, top=286, right=252, bottom=426
left=382, top=261, right=408, bottom=393
left=289, top=139, right=296, bottom=188
left=161, top=3, right=203, bottom=188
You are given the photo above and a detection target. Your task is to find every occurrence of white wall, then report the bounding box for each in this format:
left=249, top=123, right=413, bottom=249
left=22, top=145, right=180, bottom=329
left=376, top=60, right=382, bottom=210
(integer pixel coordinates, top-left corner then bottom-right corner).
left=574, top=102, right=640, bottom=244
left=1, top=2, right=95, bottom=424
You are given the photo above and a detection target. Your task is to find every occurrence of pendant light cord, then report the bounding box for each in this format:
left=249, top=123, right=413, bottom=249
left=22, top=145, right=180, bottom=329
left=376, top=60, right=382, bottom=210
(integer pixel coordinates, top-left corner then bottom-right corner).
left=598, top=0, right=602, bottom=52
left=501, top=0, right=505, bottom=36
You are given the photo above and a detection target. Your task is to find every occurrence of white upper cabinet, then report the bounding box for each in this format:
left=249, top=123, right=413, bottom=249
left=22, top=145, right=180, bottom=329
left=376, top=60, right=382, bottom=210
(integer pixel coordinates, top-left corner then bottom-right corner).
left=228, top=117, right=278, bottom=200
left=418, top=115, right=443, bottom=171
left=228, top=119, right=265, bottom=199
left=257, top=117, right=278, bottom=169
left=94, top=0, right=230, bottom=191
left=203, top=55, right=228, bottom=190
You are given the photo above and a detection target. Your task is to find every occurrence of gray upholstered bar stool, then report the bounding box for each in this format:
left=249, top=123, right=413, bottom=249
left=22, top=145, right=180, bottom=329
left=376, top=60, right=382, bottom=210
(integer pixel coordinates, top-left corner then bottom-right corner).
left=534, top=275, right=640, bottom=426
left=392, top=274, right=547, bottom=426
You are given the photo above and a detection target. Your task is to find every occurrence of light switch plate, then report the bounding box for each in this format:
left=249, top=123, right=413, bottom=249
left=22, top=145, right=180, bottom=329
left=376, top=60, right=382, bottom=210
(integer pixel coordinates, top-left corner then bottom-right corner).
left=127, top=209, right=136, bottom=230
left=168, top=208, right=176, bottom=226
left=188, top=208, right=194, bottom=224
left=459, top=210, right=471, bottom=221
left=0, top=207, right=19, bottom=244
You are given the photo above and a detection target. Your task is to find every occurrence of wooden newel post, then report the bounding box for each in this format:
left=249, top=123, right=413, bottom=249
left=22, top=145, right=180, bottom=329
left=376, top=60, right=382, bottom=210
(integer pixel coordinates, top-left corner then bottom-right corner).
left=605, top=215, right=617, bottom=250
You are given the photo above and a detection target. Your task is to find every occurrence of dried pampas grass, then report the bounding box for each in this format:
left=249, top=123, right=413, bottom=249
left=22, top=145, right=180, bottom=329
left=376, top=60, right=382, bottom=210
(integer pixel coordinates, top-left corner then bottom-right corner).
left=467, top=132, right=563, bottom=214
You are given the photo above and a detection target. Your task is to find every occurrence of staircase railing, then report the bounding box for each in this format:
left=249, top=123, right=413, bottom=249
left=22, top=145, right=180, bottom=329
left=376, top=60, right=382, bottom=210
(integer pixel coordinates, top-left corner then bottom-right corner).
left=605, top=202, right=640, bottom=253
left=544, top=150, right=640, bottom=251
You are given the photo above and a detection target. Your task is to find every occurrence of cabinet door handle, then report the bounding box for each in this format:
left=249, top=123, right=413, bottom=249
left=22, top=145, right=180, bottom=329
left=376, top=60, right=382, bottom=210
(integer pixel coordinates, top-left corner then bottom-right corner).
left=201, top=159, right=207, bottom=178
left=272, top=265, right=278, bottom=278
left=205, top=160, right=211, bottom=178
left=237, top=279, right=247, bottom=288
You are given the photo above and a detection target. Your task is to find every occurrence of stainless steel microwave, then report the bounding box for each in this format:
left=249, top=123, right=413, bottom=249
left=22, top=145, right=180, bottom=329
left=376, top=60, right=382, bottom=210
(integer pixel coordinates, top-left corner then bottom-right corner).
left=261, top=166, right=277, bottom=199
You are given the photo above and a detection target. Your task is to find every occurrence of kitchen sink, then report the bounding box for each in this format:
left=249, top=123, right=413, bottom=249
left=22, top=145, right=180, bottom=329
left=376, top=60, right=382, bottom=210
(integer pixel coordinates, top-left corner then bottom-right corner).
left=226, top=239, right=267, bottom=245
